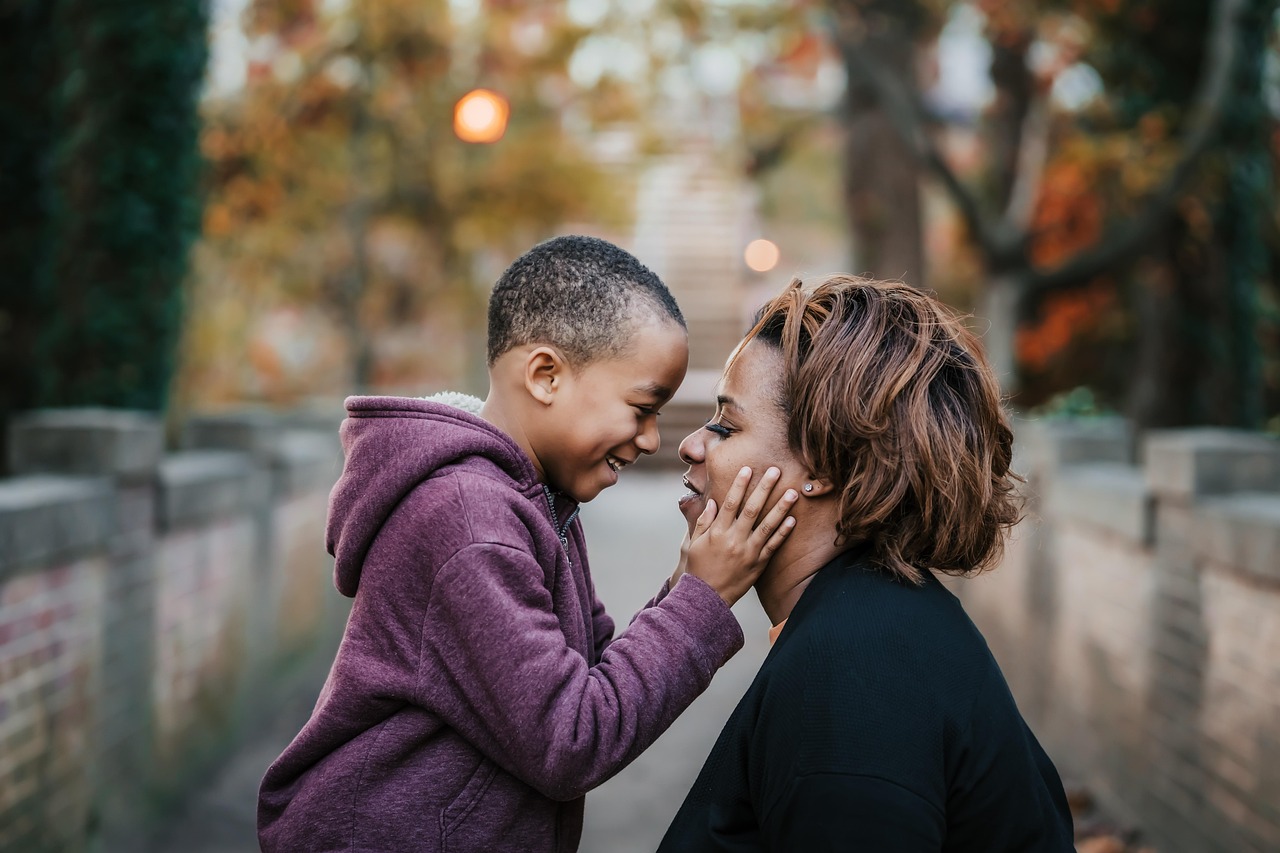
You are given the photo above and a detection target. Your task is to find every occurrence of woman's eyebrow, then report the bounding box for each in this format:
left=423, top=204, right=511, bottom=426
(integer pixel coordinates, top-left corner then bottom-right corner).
left=716, top=394, right=741, bottom=412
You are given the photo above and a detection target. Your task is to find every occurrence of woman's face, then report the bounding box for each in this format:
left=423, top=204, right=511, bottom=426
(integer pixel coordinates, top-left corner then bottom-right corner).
left=677, top=340, right=810, bottom=532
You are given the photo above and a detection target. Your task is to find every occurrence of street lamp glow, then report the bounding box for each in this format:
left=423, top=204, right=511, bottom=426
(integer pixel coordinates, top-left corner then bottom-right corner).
left=454, top=89, right=509, bottom=143
left=744, top=238, right=780, bottom=273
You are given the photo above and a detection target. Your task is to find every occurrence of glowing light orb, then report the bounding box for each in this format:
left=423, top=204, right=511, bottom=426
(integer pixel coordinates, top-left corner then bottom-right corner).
left=744, top=238, right=780, bottom=273
left=454, top=89, right=509, bottom=143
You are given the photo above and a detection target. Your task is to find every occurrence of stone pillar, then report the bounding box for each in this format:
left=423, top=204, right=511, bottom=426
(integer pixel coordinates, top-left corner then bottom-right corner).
left=182, top=412, right=342, bottom=693
left=1001, top=418, right=1134, bottom=719
left=1141, top=429, right=1280, bottom=852
left=7, top=408, right=164, bottom=850
left=633, top=148, right=754, bottom=466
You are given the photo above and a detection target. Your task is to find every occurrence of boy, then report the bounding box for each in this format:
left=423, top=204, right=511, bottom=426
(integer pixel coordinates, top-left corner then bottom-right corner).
left=258, top=236, right=796, bottom=851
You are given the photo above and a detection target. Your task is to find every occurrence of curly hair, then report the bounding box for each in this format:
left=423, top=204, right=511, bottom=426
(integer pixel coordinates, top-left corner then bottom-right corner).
left=742, top=275, right=1021, bottom=584
left=487, top=235, right=684, bottom=367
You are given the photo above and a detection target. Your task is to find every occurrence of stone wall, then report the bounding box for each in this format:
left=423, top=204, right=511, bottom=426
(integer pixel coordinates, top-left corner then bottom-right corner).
left=0, top=409, right=345, bottom=851
left=954, top=420, right=1280, bottom=853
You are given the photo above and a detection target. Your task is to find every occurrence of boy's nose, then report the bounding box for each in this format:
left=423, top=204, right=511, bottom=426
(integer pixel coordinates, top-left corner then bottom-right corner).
left=635, top=416, right=661, bottom=455
left=677, top=427, right=704, bottom=465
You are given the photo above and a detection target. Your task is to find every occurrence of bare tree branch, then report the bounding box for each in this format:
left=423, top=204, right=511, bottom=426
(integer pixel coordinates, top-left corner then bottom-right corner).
left=828, top=0, right=1244, bottom=293
left=827, top=9, right=1009, bottom=260
left=1002, top=94, right=1052, bottom=232
left=1026, top=0, right=1245, bottom=294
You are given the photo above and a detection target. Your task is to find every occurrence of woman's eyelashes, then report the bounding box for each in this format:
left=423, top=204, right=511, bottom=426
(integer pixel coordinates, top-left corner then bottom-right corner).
left=703, top=419, right=734, bottom=438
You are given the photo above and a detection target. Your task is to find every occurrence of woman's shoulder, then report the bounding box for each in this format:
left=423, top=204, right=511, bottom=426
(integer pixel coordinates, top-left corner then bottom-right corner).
left=774, top=557, right=1002, bottom=702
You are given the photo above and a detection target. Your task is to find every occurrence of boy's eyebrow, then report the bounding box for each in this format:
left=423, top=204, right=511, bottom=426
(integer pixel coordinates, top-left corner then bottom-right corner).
left=632, top=381, right=674, bottom=399
left=716, top=394, right=741, bottom=412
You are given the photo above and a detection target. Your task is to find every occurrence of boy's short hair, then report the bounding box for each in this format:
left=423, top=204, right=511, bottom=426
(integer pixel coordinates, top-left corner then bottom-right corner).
left=743, top=275, right=1021, bottom=585
left=486, top=235, right=685, bottom=367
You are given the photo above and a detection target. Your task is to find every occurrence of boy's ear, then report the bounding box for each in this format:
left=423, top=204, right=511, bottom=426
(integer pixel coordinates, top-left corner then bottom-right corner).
left=523, top=346, right=566, bottom=405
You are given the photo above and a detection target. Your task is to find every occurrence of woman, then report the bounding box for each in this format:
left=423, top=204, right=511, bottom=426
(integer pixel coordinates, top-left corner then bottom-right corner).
left=661, top=275, right=1074, bottom=851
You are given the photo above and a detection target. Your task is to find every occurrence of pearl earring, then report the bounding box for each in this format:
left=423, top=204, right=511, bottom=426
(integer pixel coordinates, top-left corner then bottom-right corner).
left=803, top=483, right=813, bottom=493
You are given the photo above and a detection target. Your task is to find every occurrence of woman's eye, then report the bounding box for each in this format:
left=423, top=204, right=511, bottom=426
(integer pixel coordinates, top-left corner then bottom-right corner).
left=704, top=420, right=733, bottom=438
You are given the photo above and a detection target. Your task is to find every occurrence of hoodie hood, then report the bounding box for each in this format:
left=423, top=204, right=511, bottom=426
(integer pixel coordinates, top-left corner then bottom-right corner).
left=326, top=394, right=541, bottom=597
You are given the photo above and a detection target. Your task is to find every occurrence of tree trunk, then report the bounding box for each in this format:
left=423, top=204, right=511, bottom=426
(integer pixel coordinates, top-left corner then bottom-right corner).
left=838, top=10, right=925, bottom=286
left=979, top=271, right=1022, bottom=390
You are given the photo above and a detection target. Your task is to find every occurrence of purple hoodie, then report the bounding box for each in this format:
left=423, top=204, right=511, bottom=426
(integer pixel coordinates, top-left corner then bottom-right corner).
left=257, top=396, right=744, bottom=852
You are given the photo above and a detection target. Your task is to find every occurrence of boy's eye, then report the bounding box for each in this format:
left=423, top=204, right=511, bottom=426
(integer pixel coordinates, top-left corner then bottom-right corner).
left=635, top=405, right=660, bottom=417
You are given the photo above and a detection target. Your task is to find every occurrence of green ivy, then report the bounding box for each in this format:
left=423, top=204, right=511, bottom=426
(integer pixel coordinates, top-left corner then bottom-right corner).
left=0, top=0, right=208, bottom=422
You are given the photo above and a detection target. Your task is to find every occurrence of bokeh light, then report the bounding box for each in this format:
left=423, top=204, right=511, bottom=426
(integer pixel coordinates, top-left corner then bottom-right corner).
left=744, top=238, right=780, bottom=272
left=453, top=89, right=509, bottom=144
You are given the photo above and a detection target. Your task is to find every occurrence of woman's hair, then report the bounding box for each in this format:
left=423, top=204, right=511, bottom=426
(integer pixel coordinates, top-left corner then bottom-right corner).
left=742, top=274, right=1021, bottom=584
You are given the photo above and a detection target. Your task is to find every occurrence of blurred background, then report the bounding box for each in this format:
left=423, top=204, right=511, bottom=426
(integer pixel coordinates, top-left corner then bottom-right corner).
left=1, top=0, right=1279, bottom=851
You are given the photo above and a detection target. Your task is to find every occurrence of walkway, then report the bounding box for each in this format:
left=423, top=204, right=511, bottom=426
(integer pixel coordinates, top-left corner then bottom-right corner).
left=149, top=470, right=772, bottom=852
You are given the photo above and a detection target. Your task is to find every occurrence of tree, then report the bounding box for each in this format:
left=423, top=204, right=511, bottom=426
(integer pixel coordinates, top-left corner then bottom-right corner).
left=181, top=0, right=629, bottom=405
left=0, top=0, right=208, bottom=438
left=830, top=0, right=1276, bottom=428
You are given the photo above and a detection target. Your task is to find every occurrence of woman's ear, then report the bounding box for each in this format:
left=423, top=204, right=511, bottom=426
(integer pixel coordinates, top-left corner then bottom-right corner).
left=800, top=475, right=837, bottom=498
left=523, top=346, right=564, bottom=405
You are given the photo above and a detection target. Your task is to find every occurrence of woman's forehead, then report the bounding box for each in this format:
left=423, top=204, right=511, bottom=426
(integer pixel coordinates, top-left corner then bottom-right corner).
left=718, top=341, right=782, bottom=409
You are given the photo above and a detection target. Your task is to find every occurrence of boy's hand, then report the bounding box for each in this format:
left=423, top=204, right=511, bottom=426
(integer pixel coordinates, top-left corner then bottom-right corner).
left=675, top=467, right=797, bottom=607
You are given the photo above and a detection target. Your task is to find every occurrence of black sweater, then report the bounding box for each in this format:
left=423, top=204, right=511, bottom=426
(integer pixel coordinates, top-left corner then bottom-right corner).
left=658, top=549, right=1074, bottom=852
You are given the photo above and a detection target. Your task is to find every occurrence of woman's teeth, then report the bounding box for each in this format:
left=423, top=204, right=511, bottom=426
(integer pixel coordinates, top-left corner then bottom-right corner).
left=607, top=456, right=626, bottom=473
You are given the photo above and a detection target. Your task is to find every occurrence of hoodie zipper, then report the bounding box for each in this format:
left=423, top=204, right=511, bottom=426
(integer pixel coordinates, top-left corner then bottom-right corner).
left=542, top=485, right=580, bottom=567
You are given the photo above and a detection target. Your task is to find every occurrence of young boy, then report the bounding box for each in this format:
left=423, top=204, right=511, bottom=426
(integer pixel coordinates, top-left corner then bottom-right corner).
left=257, top=236, right=796, bottom=852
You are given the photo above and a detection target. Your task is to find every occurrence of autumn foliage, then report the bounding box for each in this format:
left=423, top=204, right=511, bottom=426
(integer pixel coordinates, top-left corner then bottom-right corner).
left=177, top=0, right=629, bottom=409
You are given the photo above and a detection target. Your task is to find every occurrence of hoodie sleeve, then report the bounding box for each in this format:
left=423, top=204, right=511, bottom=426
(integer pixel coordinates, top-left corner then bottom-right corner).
left=589, top=584, right=616, bottom=664
left=419, top=542, right=743, bottom=802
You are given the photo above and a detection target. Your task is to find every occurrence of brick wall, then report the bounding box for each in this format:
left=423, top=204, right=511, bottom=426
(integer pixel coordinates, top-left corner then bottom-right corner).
left=954, top=420, right=1280, bottom=852
left=0, top=409, right=345, bottom=851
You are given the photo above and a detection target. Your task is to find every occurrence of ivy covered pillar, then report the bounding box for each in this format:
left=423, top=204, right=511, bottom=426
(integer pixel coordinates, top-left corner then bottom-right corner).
left=43, top=0, right=210, bottom=410
left=0, top=0, right=209, bottom=465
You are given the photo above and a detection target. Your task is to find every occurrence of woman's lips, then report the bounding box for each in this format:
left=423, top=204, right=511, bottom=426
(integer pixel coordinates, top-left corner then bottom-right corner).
left=678, top=475, right=703, bottom=513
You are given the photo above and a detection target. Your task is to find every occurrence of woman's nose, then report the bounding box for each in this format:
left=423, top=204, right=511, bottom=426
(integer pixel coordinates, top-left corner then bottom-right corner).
left=678, top=427, right=705, bottom=465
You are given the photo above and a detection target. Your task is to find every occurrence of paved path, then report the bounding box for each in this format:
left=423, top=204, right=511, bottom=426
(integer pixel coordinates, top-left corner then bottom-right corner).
left=151, top=470, right=771, bottom=852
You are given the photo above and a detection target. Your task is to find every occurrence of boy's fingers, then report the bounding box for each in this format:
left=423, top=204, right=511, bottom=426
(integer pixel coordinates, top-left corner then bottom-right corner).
left=735, top=467, right=781, bottom=529
left=713, top=468, right=752, bottom=531
left=759, top=516, right=797, bottom=559
left=751, top=487, right=798, bottom=545
left=691, top=498, right=717, bottom=542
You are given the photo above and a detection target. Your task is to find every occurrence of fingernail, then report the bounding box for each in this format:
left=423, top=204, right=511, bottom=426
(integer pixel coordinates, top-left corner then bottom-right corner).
left=739, top=467, right=750, bottom=477
left=784, top=489, right=797, bottom=501
left=767, top=467, right=780, bottom=478
left=784, top=517, right=796, bottom=528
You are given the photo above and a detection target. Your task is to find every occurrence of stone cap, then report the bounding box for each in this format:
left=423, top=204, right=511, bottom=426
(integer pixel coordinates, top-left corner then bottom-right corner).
left=273, top=431, right=341, bottom=497
left=8, top=408, right=163, bottom=481
left=157, top=450, right=255, bottom=532
left=1193, top=492, right=1280, bottom=583
left=1049, top=463, right=1153, bottom=546
left=1013, top=417, right=1134, bottom=480
left=1144, top=429, right=1280, bottom=501
left=182, top=410, right=282, bottom=457
left=0, top=475, right=112, bottom=580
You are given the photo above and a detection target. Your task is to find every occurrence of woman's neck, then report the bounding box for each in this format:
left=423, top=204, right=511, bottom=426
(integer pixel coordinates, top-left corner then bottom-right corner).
left=754, top=525, right=845, bottom=626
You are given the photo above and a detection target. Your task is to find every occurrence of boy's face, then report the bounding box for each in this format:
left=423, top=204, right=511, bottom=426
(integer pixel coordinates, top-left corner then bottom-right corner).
left=533, top=318, right=688, bottom=502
